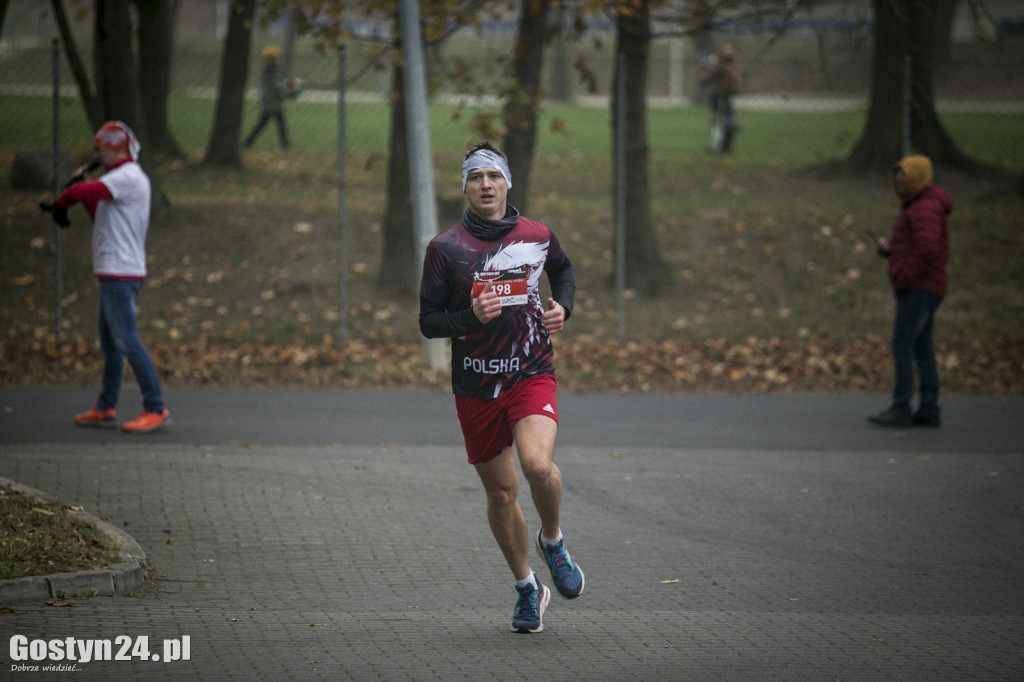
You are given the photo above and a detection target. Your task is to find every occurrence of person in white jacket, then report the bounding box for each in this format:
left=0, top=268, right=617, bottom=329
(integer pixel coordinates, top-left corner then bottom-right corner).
left=54, top=121, right=171, bottom=434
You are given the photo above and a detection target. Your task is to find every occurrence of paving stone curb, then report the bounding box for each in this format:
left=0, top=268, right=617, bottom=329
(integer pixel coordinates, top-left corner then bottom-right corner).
left=0, top=477, right=148, bottom=605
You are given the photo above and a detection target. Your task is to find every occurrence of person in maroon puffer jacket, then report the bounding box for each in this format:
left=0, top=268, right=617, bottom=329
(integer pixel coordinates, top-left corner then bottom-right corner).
left=869, top=155, right=952, bottom=428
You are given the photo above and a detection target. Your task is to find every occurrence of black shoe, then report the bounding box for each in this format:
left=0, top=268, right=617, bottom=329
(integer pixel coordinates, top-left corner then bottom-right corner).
left=868, top=406, right=912, bottom=427
left=912, top=410, right=941, bottom=427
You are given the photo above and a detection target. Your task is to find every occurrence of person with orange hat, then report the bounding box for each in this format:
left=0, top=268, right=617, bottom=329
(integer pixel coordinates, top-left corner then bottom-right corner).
left=53, top=121, right=171, bottom=434
left=243, top=45, right=290, bottom=150
left=869, top=154, right=952, bottom=428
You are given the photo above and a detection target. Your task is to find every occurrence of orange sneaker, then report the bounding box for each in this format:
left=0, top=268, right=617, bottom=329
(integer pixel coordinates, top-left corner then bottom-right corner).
left=121, top=409, right=171, bottom=434
left=74, top=406, right=117, bottom=428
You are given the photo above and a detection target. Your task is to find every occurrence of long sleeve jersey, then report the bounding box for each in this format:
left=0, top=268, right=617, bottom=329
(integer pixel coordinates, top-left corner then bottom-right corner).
left=419, top=216, right=575, bottom=399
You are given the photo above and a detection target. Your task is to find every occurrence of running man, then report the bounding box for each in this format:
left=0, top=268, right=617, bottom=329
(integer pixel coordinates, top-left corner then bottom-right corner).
left=419, top=141, right=584, bottom=633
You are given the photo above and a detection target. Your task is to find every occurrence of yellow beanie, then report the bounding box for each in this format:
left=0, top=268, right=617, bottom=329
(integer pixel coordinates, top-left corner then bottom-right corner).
left=895, top=155, right=933, bottom=198
left=261, top=45, right=281, bottom=62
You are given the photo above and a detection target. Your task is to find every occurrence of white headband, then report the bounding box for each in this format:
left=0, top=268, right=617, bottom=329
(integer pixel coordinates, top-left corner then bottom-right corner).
left=461, top=150, right=511, bottom=192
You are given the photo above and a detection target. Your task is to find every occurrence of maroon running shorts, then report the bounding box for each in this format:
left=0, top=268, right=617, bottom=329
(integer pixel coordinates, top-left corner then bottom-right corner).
left=455, top=375, right=559, bottom=464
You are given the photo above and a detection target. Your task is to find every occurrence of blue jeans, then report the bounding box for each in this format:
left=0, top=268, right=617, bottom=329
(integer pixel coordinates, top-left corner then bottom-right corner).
left=96, top=278, right=165, bottom=414
left=891, top=287, right=942, bottom=415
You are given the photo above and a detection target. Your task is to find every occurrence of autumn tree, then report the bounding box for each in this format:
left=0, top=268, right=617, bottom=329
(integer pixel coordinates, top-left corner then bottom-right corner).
left=94, top=0, right=144, bottom=136
left=42, top=0, right=173, bottom=215
left=204, top=0, right=256, bottom=167
left=136, top=0, right=183, bottom=159
left=378, top=0, right=502, bottom=296
left=847, top=0, right=977, bottom=171
left=92, top=7, right=127, bottom=112
left=501, top=0, right=553, bottom=215
left=258, top=0, right=566, bottom=295
left=380, top=35, right=417, bottom=297
left=49, top=0, right=102, bottom=129
left=612, top=0, right=669, bottom=296
left=49, top=0, right=181, bottom=153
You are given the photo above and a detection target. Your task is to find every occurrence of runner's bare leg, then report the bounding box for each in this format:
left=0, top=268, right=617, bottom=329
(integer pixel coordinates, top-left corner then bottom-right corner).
left=514, top=415, right=562, bottom=541
left=475, top=447, right=531, bottom=580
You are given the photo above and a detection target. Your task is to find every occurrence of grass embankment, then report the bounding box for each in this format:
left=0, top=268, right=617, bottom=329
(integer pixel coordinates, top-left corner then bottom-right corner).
left=2, top=99, right=1023, bottom=394
left=0, top=487, right=122, bottom=582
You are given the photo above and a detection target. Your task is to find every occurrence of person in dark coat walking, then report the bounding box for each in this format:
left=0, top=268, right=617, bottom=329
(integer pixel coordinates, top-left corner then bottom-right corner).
left=698, top=43, right=743, bottom=153
left=244, top=45, right=290, bottom=150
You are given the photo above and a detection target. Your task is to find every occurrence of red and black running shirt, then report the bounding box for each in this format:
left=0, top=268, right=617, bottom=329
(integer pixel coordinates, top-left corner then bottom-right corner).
left=419, top=216, right=575, bottom=399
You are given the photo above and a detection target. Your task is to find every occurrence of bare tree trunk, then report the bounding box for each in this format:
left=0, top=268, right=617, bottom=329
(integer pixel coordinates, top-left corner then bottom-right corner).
left=612, top=0, right=669, bottom=297
left=847, top=0, right=976, bottom=172
left=204, top=0, right=255, bottom=167
left=94, top=0, right=144, bottom=134
left=502, top=0, right=552, bottom=215
left=379, top=53, right=417, bottom=297
left=135, top=0, right=183, bottom=159
left=93, top=0, right=169, bottom=217
left=934, top=0, right=958, bottom=65
left=50, top=0, right=102, bottom=129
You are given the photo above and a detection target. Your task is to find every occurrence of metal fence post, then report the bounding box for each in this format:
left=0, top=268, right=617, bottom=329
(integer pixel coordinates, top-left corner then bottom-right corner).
left=337, top=45, right=349, bottom=343
left=399, top=0, right=446, bottom=369
left=902, top=53, right=912, bottom=157
left=614, top=53, right=627, bottom=342
left=51, top=37, right=62, bottom=343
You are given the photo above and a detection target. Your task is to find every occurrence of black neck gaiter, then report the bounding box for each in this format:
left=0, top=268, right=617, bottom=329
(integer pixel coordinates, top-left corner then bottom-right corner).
left=462, top=205, right=520, bottom=241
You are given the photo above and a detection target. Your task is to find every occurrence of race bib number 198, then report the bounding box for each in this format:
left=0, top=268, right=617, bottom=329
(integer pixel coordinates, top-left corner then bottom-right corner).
left=472, top=268, right=529, bottom=306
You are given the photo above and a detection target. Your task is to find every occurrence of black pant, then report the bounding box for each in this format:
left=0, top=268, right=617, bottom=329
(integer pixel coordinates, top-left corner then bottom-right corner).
left=244, top=110, right=289, bottom=149
left=709, top=93, right=736, bottom=153
left=891, top=287, right=942, bottom=415
left=710, top=92, right=734, bottom=120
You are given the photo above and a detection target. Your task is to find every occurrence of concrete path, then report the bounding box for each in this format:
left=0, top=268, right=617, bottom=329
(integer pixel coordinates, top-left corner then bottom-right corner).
left=1, top=387, right=1022, bottom=681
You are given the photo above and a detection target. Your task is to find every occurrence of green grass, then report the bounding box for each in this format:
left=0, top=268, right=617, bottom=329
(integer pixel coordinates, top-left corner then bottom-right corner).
left=1, top=95, right=1022, bottom=377
left=0, top=487, right=122, bottom=581
left=5, top=93, right=1021, bottom=170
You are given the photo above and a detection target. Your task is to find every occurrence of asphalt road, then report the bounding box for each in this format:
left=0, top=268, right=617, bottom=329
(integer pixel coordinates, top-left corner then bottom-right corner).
left=0, top=387, right=1022, bottom=681
left=2, top=386, right=1020, bottom=453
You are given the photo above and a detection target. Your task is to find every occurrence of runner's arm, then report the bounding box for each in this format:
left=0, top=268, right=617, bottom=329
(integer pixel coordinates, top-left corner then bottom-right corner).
left=419, top=298, right=484, bottom=339
left=545, top=232, right=576, bottom=320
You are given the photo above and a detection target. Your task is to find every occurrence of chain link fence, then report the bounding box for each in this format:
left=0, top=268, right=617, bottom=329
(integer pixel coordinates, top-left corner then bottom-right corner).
left=2, top=0, right=1022, bottom=162
left=2, top=0, right=1023, bottom=368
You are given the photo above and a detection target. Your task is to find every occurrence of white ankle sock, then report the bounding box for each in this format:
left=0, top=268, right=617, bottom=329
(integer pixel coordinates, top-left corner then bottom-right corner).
left=541, top=530, right=563, bottom=547
left=516, top=573, right=538, bottom=591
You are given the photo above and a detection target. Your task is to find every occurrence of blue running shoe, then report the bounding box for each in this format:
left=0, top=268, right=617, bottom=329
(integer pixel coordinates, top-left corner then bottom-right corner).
left=511, top=574, right=551, bottom=633
left=536, top=531, right=585, bottom=599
